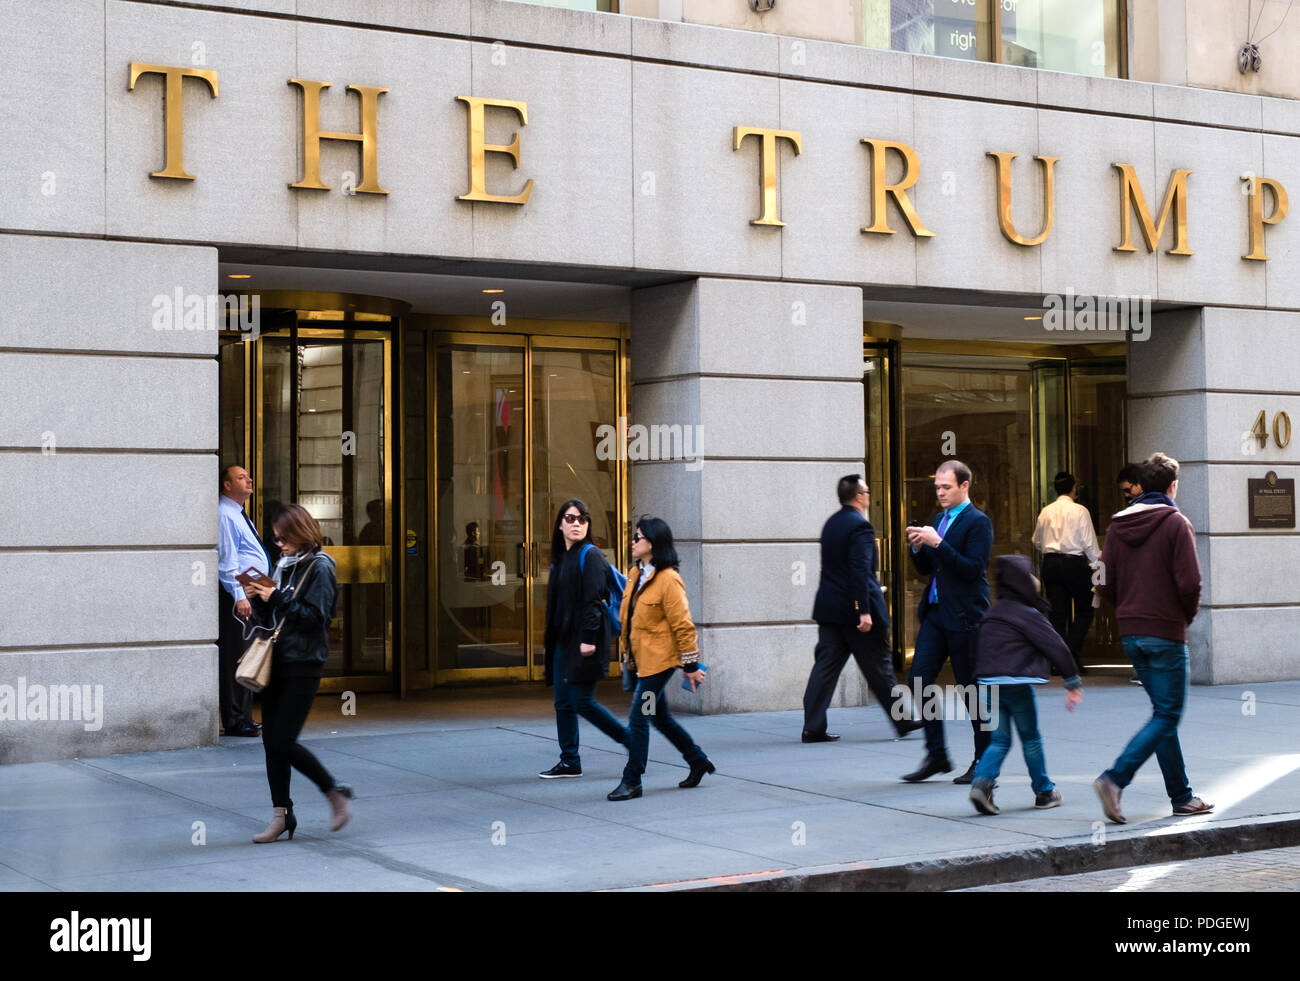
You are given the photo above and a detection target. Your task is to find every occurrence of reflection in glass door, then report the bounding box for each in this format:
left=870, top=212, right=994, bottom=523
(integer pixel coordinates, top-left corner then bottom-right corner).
left=899, top=356, right=1035, bottom=654
left=433, top=341, right=528, bottom=673
left=256, top=330, right=392, bottom=681
left=528, top=342, right=620, bottom=679
left=432, top=334, right=623, bottom=682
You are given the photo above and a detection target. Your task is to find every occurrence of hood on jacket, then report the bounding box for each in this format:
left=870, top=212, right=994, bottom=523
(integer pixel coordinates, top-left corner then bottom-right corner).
left=994, top=554, right=1050, bottom=613
left=1108, top=502, right=1181, bottom=547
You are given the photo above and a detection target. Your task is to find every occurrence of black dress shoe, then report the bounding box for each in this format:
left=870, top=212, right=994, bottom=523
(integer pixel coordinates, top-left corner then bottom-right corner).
left=226, top=723, right=261, bottom=737
left=678, top=759, right=715, bottom=789
left=606, top=780, right=643, bottom=801
left=952, top=761, right=979, bottom=785
left=901, top=753, right=953, bottom=782
left=801, top=730, right=841, bottom=743
left=894, top=720, right=924, bottom=738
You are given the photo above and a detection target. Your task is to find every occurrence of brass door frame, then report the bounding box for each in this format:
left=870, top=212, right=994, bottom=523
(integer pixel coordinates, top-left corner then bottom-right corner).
left=251, top=322, right=395, bottom=694
left=872, top=334, right=1127, bottom=661
left=428, top=329, right=626, bottom=685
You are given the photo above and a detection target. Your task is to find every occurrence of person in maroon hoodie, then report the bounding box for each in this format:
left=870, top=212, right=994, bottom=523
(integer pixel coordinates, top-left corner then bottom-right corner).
left=1093, top=452, right=1212, bottom=823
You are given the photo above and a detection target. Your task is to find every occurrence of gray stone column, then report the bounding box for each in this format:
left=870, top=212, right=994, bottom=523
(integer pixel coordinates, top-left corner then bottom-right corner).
left=0, top=234, right=220, bottom=762
left=630, top=277, right=868, bottom=714
left=1128, top=307, right=1300, bottom=684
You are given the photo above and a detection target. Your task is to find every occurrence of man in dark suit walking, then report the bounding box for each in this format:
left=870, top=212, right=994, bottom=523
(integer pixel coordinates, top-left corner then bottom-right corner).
left=802, top=475, right=921, bottom=742
left=901, top=460, right=994, bottom=783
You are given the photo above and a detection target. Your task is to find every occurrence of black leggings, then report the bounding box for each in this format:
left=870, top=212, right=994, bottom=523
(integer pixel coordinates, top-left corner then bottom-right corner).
left=261, top=673, right=335, bottom=808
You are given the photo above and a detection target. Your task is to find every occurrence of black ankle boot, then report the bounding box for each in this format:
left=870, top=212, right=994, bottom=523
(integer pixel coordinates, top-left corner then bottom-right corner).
left=678, top=758, right=715, bottom=789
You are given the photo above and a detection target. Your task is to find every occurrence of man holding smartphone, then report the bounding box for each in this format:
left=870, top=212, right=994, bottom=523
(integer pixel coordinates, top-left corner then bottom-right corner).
left=218, top=464, right=270, bottom=737
left=901, top=461, right=994, bottom=784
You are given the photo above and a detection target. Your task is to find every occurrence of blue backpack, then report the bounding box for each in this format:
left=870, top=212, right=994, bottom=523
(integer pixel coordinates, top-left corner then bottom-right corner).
left=579, top=544, right=627, bottom=635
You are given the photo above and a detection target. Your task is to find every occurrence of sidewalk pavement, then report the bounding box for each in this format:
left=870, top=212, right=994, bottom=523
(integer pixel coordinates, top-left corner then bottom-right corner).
left=2, top=675, right=1298, bottom=892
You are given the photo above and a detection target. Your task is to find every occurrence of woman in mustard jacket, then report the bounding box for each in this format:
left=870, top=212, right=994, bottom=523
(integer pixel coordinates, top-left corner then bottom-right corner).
left=607, top=516, right=713, bottom=801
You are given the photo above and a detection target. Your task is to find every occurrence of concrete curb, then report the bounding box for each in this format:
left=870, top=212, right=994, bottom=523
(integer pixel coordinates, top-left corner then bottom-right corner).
left=620, top=812, right=1300, bottom=892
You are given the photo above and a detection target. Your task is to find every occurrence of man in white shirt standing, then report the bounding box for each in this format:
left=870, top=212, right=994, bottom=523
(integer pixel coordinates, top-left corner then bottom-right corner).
left=1032, top=472, right=1100, bottom=675
left=218, top=464, right=270, bottom=737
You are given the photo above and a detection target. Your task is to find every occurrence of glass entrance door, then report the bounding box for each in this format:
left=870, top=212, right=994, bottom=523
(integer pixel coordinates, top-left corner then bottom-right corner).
left=255, top=327, right=393, bottom=686
left=432, top=334, right=623, bottom=682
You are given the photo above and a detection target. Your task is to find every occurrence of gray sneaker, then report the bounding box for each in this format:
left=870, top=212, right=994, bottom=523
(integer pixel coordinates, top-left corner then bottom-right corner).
left=1093, top=774, right=1126, bottom=823
left=969, top=778, right=999, bottom=815
left=1034, top=789, right=1063, bottom=809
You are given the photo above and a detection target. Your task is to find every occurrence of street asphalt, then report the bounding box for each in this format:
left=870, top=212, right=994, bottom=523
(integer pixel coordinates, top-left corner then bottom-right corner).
left=2, top=674, right=1297, bottom=891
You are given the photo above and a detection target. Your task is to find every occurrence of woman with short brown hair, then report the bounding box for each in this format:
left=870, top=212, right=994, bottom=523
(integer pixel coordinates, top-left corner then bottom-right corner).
left=244, top=503, right=353, bottom=841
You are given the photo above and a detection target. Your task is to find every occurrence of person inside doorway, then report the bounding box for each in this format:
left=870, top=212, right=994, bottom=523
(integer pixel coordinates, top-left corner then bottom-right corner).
left=1116, top=463, right=1142, bottom=506
left=1033, top=471, right=1100, bottom=675
left=218, top=464, right=267, bottom=738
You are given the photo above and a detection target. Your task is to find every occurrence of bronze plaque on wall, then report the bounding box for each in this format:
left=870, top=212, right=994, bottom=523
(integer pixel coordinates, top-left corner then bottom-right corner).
left=1248, top=471, right=1296, bottom=529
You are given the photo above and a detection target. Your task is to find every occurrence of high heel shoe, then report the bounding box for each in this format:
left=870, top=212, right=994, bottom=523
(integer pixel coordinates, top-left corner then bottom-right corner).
left=678, top=758, right=715, bottom=788
left=252, top=806, right=297, bottom=843
left=326, top=785, right=355, bottom=832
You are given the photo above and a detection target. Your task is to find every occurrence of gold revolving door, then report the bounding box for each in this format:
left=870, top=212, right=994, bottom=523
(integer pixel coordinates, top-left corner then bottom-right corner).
left=219, top=291, right=408, bottom=692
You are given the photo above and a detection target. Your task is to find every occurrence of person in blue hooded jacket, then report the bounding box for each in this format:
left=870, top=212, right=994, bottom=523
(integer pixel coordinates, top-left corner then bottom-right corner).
left=968, top=554, right=1083, bottom=815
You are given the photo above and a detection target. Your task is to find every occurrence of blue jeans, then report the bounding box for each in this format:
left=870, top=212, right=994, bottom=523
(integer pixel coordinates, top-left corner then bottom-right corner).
left=553, top=646, right=628, bottom=768
left=972, top=684, right=1053, bottom=794
left=623, top=668, right=707, bottom=784
left=1104, top=636, right=1193, bottom=806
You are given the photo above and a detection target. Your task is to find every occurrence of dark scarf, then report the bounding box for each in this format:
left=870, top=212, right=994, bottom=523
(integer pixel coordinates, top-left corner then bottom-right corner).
left=1134, top=490, right=1177, bottom=510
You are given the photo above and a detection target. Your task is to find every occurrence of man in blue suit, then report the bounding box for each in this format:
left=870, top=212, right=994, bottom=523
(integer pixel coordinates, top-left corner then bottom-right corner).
left=901, top=460, right=994, bottom=783
left=802, top=475, right=921, bottom=742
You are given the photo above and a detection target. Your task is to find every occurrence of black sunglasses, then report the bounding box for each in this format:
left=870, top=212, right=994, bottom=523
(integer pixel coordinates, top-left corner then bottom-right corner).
left=561, top=513, right=589, bottom=525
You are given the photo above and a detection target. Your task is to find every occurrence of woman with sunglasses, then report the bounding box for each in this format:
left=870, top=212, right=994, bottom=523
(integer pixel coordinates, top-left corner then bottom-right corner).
left=243, top=504, right=354, bottom=841
left=539, top=499, right=629, bottom=779
left=607, top=516, right=713, bottom=801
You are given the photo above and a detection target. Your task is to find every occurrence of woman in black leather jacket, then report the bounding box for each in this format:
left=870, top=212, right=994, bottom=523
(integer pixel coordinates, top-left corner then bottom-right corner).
left=244, top=503, right=353, bottom=842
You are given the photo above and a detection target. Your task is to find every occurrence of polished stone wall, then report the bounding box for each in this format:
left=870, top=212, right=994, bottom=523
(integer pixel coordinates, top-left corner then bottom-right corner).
left=0, top=234, right=220, bottom=762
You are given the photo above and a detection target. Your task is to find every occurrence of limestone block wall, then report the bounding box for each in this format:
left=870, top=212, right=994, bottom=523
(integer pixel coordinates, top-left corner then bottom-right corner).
left=631, top=278, right=875, bottom=714
left=0, top=235, right=220, bottom=763
left=1128, top=307, right=1300, bottom=684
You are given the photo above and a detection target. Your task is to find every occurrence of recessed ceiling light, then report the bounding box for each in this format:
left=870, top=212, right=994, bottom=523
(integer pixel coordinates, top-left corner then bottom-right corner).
left=1023, top=316, right=1043, bottom=321
left=482, top=289, right=504, bottom=294
left=228, top=274, right=251, bottom=279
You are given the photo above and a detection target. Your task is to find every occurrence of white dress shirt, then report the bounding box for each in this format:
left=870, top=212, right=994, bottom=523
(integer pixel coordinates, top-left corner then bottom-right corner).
left=1033, top=495, right=1101, bottom=564
left=218, top=496, right=270, bottom=602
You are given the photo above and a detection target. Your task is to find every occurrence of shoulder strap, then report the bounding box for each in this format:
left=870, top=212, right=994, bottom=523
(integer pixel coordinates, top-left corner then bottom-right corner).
left=578, top=542, right=595, bottom=573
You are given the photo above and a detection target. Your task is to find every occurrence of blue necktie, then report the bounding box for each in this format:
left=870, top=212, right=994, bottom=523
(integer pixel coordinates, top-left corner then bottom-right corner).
left=241, top=509, right=270, bottom=569
left=929, top=510, right=953, bottom=604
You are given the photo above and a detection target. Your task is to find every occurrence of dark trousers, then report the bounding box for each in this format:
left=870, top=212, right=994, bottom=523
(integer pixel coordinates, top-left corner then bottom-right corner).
left=907, top=614, right=991, bottom=761
left=803, top=622, right=908, bottom=735
left=624, top=668, right=707, bottom=783
left=553, top=646, right=628, bottom=768
left=217, top=587, right=255, bottom=731
left=1041, top=553, right=1093, bottom=665
left=261, top=673, right=335, bottom=808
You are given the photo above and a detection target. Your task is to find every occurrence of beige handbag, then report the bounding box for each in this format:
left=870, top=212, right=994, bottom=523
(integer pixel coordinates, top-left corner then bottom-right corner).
left=235, top=621, right=282, bottom=693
